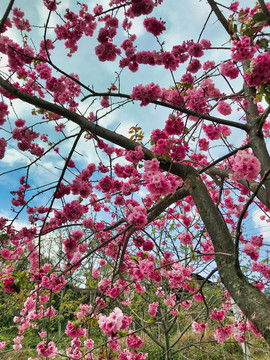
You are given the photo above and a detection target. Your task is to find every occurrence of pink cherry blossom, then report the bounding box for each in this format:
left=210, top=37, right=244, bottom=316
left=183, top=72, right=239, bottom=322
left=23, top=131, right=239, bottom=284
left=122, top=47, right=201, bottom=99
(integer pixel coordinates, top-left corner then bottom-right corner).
left=148, top=302, right=159, bottom=316
left=143, top=17, right=166, bottom=36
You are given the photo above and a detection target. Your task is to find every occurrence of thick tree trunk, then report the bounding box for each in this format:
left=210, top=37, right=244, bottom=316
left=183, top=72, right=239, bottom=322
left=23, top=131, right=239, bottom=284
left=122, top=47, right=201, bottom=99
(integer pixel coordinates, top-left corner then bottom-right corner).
left=187, top=170, right=270, bottom=345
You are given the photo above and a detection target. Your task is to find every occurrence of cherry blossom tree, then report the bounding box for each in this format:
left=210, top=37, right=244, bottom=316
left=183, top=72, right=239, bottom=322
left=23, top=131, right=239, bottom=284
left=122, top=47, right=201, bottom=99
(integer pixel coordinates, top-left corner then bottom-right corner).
left=0, top=0, right=270, bottom=358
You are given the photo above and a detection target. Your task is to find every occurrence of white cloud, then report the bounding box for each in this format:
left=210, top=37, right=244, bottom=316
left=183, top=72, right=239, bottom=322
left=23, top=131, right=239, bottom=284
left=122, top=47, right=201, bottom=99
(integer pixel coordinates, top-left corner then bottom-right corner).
left=0, top=209, right=29, bottom=230
left=0, top=148, right=29, bottom=167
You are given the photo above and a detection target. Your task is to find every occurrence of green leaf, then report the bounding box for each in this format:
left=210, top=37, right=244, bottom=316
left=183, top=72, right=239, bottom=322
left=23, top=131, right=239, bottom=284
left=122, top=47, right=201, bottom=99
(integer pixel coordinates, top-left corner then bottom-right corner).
left=252, top=13, right=266, bottom=22
left=118, top=330, right=128, bottom=337
left=73, top=319, right=82, bottom=329
left=242, top=28, right=253, bottom=37
left=254, top=20, right=267, bottom=27
left=265, top=93, right=270, bottom=105
left=257, top=38, right=269, bottom=50
left=258, top=84, right=265, bottom=94
left=238, top=11, right=247, bottom=19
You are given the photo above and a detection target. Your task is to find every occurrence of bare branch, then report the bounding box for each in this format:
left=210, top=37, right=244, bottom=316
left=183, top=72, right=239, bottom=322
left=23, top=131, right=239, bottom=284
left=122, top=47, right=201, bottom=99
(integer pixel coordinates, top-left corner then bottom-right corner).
left=234, top=168, right=270, bottom=259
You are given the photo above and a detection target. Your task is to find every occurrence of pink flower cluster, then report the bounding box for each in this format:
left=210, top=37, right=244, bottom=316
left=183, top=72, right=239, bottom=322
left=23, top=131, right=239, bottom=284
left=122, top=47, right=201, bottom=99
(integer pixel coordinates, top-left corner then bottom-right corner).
left=12, top=126, right=44, bottom=157
left=161, top=262, right=193, bottom=290
left=12, top=8, right=31, bottom=32
left=65, top=321, right=86, bottom=338
left=192, top=321, right=207, bottom=333
left=95, top=15, right=121, bottom=62
left=231, top=36, right=257, bottom=62
left=201, top=240, right=215, bottom=261
left=0, top=101, right=8, bottom=126
left=143, top=17, right=166, bottom=36
left=84, top=338, right=94, bottom=350
left=230, top=150, right=261, bottom=181
left=121, top=38, right=209, bottom=74
left=98, top=175, right=122, bottom=194
left=76, top=304, right=92, bottom=319
left=229, top=2, right=239, bottom=12
left=148, top=302, right=159, bottom=316
left=45, top=73, right=81, bottom=110
left=187, top=59, right=202, bottom=73
left=37, top=340, right=58, bottom=358
left=43, top=0, right=58, bottom=11
left=0, top=36, right=34, bottom=72
left=164, top=114, right=184, bottom=135
left=3, top=276, right=16, bottom=293
left=63, top=201, right=87, bottom=222
left=127, top=205, right=148, bottom=228
left=244, top=52, right=270, bottom=87
left=131, top=83, right=162, bottom=106
left=119, top=349, right=148, bottom=360
left=202, top=123, right=231, bottom=141
left=13, top=335, right=23, bottom=350
left=210, top=308, right=226, bottom=322
left=126, top=332, right=143, bottom=349
left=217, top=101, right=232, bottom=116
left=41, top=273, right=67, bottom=293
left=0, top=138, right=7, bottom=159
left=143, top=158, right=181, bottom=197
left=243, top=243, right=259, bottom=261
left=250, top=235, right=263, bottom=247
left=55, top=5, right=97, bottom=55
left=125, top=146, right=145, bottom=164
left=126, top=0, right=155, bottom=18
left=214, top=325, right=234, bottom=344
left=62, top=230, right=85, bottom=260
left=178, top=232, right=192, bottom=245
left=220, top=61, right=239, bottom=79
left=198, top=138, right=209, bottom=151
left=98, top=307, right=132, bottom=337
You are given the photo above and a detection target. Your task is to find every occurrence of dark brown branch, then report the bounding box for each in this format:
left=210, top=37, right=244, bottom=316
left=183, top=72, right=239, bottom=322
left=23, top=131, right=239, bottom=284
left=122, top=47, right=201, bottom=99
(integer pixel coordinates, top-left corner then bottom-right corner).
left=242, top=61, right=270, bottom=201
left=199, top=143, right=250, bottom=174
left=206, top=0, right=234, bottom=36
left=0, top=75, right=193, bottom=180
left=207, top=166, right=269, bottom=209
left=83, top=92, right=248, bottom=130
left=38, top=130, right=83, bottom=264
left=0, top=0, right=15, bottom=34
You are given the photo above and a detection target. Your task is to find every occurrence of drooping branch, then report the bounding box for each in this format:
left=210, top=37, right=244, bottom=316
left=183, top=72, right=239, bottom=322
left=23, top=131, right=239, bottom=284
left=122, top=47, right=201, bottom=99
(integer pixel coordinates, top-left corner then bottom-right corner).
left=0, top=76, right=192, bottom=179
left=234, top=168, right=270, bottom=259
left=38, top=129, right=84, bottom=258
left=4, top=46, right=247, bottom=130
left=206, top=167, right=269, bottom=208
left=83, top=92, right=248, bottom=130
